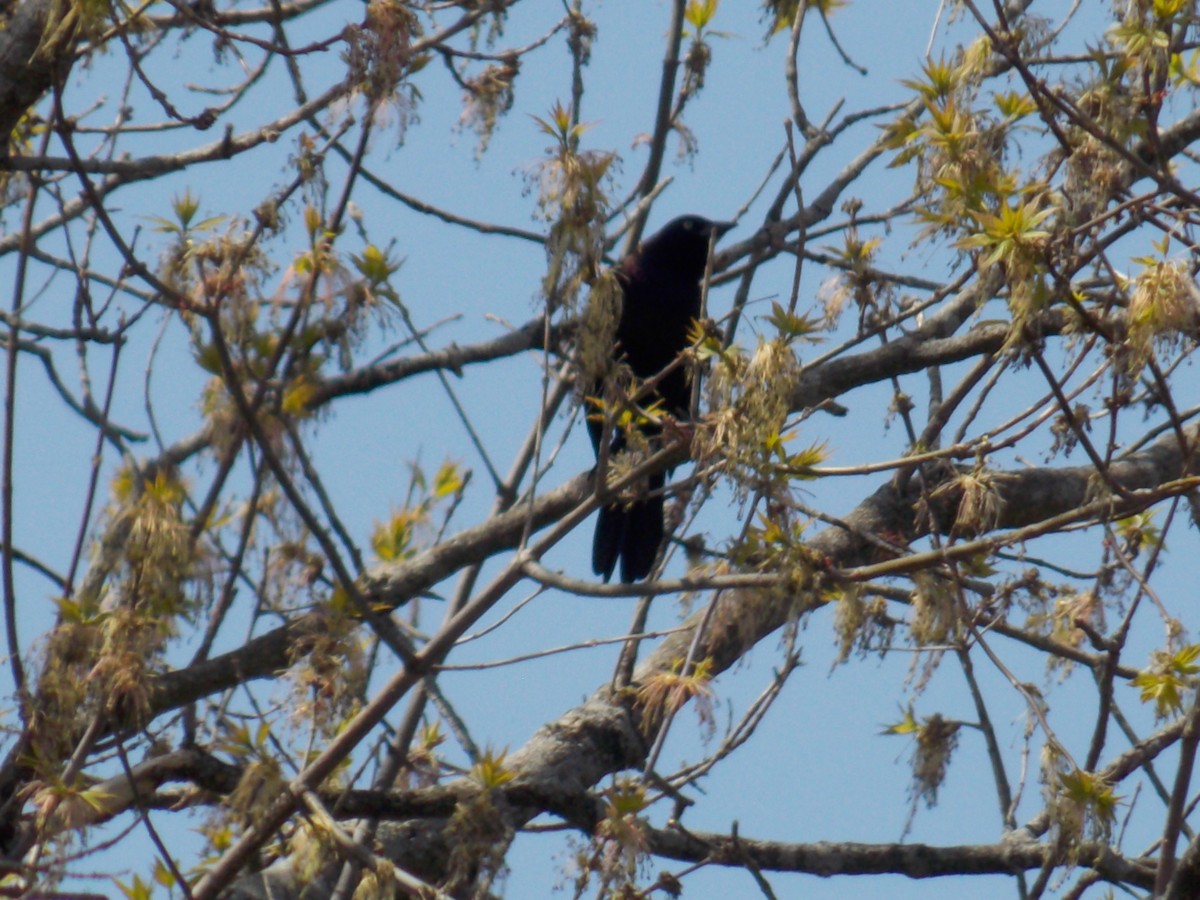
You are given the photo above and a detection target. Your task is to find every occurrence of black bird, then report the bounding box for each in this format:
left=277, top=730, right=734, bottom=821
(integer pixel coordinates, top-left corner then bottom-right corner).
left=588, top=215, right=733, bottom=583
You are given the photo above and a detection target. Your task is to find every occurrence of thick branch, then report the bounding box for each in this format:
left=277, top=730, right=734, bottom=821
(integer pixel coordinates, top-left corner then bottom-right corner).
left=0, top=0, right=67, bottom=146
left=643, top=828, right=1154, bottom=889
left=309, top=315, right=564, bottom=406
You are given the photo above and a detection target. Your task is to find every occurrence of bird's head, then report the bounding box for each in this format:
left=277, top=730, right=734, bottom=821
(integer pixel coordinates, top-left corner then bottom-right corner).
left=638, top=215, right=734, bottom=277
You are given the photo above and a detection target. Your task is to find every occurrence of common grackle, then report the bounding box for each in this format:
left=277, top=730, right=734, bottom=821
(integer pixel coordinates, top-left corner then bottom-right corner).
left=588, top=215, right=733, bottom=583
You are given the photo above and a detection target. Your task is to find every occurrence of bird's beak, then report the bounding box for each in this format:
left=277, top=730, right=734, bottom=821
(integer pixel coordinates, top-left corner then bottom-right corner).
left=711, top=221, right=735, bottom=240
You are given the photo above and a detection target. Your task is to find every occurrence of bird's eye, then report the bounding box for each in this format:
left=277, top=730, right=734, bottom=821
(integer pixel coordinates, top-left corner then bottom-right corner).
left=683, top=220, right=694, bottom=230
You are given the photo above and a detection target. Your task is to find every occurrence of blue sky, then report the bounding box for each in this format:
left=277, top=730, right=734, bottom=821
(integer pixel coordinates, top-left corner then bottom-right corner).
left=5, top=0, right=1197, bottom=896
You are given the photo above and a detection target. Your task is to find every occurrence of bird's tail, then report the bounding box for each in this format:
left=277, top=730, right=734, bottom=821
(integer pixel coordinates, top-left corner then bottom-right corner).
left=592, top=471, right=665, bottom=584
